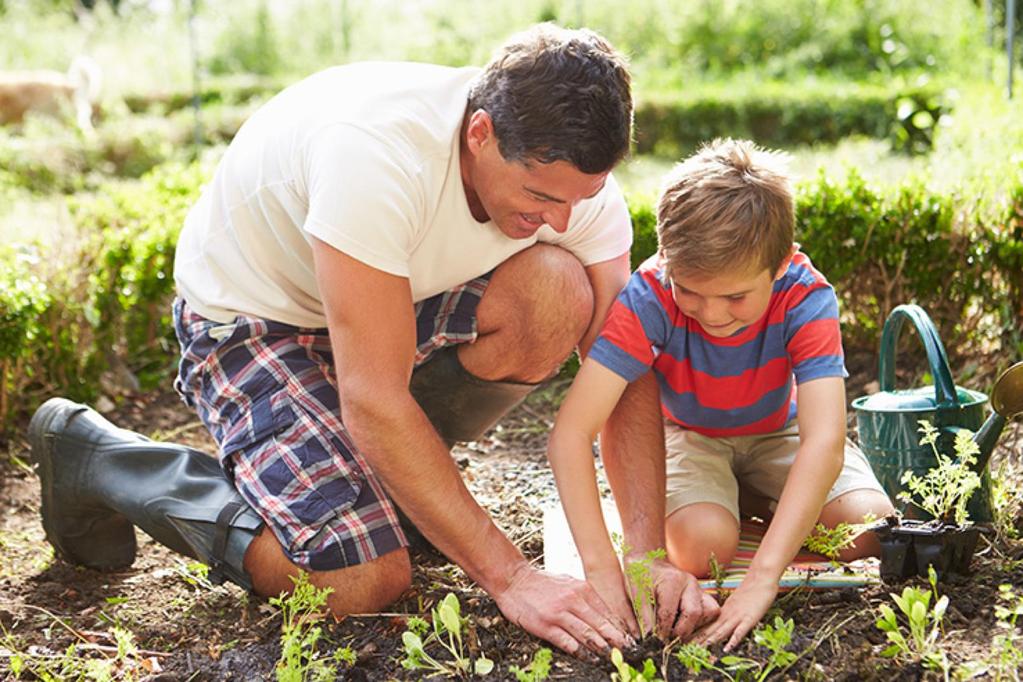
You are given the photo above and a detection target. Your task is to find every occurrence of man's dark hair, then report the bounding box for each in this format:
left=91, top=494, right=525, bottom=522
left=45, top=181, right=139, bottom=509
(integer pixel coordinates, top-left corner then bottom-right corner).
left=468, top=23, right=633, bottom=174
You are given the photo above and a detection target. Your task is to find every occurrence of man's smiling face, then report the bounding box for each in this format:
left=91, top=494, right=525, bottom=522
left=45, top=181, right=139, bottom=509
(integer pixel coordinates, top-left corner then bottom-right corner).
left=460, top=110, right=608, bottom=240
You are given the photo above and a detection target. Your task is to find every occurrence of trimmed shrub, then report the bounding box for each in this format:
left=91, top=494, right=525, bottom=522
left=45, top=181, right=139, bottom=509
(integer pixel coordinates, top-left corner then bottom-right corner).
left=628, top=165, right=1023, bottom=359
left=3, top=159, right=1021, bottom=435
left=0, top=161, right=207, bottom=432
left=634, top=80, right=947, bottom=158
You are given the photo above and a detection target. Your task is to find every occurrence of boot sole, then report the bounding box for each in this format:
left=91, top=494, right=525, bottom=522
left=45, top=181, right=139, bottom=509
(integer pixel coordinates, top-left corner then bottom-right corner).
left=29, top=398, right=137, bottom=570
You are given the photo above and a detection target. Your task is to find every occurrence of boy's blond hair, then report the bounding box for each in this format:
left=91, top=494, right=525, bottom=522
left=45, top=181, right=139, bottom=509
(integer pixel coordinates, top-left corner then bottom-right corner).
left=657, top=138, right=794, bottom=279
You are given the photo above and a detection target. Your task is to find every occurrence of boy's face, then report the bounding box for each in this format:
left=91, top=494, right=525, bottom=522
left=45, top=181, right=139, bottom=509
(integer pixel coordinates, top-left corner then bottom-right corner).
left=668, top=258, right=789, bottom=338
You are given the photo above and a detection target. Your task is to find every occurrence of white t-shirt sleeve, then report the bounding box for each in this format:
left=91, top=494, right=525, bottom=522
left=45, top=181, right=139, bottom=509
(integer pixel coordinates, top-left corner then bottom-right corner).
left=302, top=124, right=422, bottom=277
left=541, top=172, right=633, bottom=265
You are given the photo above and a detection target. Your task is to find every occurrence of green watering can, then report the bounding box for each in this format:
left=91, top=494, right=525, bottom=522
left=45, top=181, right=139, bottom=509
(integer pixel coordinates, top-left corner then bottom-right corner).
left=852, top=304, right=1023, bottom=523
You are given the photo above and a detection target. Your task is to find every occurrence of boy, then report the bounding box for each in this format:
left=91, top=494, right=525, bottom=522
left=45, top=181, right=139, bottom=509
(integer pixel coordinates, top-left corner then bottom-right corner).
left=546, top=138, right=894, bottom=648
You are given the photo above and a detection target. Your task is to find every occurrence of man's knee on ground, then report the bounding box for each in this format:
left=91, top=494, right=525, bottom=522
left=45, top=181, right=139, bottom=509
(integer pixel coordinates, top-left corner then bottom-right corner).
left=244, top=529, right=411, bottom=614
left=665, top=503, right=739, bottom=578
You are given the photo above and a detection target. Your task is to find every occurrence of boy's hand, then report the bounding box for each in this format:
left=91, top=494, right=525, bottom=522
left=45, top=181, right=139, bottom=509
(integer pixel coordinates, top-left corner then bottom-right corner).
left=586, top=565, right=641, bottom=639
left=695, top=572, right=778, bottom=650
left=627, top=556, right=720, bottom=640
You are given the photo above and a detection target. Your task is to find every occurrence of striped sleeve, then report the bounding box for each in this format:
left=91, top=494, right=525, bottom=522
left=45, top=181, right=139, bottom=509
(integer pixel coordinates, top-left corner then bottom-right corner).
left=589, top=264, right=670, bottom=383
left=785, top=283, right=847, bottom=383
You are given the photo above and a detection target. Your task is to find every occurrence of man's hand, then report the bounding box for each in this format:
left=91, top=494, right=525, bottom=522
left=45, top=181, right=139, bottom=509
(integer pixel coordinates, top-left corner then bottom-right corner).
left=493, top=563, right=634, bottom=656
left=631, top=557, right=720, bottom=640
left=695, top=572, right=778, bottom=651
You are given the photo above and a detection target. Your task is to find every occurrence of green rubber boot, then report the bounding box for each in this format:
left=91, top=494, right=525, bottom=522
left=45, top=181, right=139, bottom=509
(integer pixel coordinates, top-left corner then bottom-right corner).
left=29, top=398, right=263, bottom=590
left=409, top=346, right=537, bottom=447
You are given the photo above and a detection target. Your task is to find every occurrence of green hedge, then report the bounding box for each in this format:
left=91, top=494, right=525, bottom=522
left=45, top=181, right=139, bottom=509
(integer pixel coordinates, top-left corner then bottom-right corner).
left=0, top=162, right=207, bottom=431
left=629, top=165, right=1023, bottom=357
left=2, top=159, right=1021, bottom=435
left=634, top=80, right=947, bottom=157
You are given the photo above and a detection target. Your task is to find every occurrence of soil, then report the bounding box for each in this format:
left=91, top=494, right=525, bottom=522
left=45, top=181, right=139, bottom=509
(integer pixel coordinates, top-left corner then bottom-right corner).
left=2, top=356, right=1022, bottom=681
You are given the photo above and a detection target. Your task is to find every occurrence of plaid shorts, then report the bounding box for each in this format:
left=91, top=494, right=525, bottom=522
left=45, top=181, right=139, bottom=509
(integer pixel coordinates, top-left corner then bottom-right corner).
left=172, top=276, right=490, bottom=571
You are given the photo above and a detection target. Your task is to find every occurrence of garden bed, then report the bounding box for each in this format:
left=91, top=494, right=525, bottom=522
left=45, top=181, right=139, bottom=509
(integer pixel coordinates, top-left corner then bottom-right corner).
left=2, top=370, right=1021, bottom=680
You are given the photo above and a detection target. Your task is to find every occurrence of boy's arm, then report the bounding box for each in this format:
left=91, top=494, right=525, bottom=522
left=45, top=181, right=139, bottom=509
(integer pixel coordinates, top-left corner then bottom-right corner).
left=548, top=358, right=638, bottom=632
left=699, top=376, right=847, bottom=650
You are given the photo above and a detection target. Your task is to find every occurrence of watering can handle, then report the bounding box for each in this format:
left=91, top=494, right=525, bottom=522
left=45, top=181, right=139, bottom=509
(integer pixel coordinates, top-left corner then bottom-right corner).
left=878, top=304, right=959, bottom=408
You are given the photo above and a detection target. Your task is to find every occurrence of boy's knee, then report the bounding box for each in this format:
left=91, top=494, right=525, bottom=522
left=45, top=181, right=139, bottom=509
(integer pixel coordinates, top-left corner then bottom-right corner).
left=665, top=503, right=739, bottom=578
left=820, top=489, right=895, bottom=561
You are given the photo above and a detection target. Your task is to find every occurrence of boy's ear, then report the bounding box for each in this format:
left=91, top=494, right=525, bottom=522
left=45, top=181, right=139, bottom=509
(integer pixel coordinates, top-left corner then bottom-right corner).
left=773, top=244, right=798, bottom=281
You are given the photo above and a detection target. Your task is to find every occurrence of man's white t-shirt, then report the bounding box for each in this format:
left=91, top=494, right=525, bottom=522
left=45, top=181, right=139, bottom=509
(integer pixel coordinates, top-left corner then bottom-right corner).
left=174, top=62, right=633, bottom=328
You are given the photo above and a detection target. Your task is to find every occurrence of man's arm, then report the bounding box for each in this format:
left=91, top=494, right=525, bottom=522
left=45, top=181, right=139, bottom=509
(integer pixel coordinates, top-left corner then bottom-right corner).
left=699, top=376, right=847, bottom=650
left=581, top=254, right=718, bottom=639
left=312, top=238, right=628, bottom=654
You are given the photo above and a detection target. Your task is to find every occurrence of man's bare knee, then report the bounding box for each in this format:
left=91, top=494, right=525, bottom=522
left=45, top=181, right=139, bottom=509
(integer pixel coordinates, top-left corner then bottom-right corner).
left=469, top=245, right=593, bottom=382
left=244, top=528, right=411, bottom=615
left=320, top=548, right=412, bottom=615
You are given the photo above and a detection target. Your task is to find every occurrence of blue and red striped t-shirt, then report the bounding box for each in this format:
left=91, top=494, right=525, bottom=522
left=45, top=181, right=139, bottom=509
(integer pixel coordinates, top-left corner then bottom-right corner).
left=589, top=250, right=847, bottom=438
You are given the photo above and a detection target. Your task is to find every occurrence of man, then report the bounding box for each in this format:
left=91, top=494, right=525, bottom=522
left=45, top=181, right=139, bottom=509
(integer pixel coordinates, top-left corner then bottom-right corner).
left=29, top=24, right=714, bottom=655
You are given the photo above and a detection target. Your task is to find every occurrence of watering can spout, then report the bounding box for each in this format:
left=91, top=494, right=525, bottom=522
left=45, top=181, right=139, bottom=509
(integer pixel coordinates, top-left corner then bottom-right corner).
left=973, top=361, right=1023, bottom=470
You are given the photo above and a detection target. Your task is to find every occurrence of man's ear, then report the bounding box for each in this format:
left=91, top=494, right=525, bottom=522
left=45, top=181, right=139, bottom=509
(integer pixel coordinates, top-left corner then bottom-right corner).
left=464, top=109, right=493, bottom=156
left=773, top=244, right=798, bottom=280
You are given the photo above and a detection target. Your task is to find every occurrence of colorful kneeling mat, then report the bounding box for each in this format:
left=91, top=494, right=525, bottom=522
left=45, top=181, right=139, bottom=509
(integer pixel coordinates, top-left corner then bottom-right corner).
left=541, top=502, right=879, bottom=591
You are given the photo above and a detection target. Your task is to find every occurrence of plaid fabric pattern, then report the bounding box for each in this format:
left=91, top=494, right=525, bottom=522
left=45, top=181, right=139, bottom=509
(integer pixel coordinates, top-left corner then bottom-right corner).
left=171, top=274, right=490, bottom=571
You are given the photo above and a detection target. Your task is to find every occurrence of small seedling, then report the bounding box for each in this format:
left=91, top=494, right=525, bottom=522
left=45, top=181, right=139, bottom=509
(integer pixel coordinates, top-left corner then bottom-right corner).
left=400, top=592, right=493, bottom=678
left=508, top=646, right=552, bottom=682
left=707, top=552, right=732, bottom=603
left=675, top=618, right=796, bottom=682
left=875, top=565, right=950, bottom=675
left=2, top=619, right=150, bottom=681
left=612, top=532, right=667, bottom=638
left=802, top=514, right=878, bottom=565
left=610, top=648, right=661, bottom=682
left=270, top=571, right=342, bottom=682
left=990, top=584, right=1023, bottom=681
left=899, top=421, right=982, bottom=526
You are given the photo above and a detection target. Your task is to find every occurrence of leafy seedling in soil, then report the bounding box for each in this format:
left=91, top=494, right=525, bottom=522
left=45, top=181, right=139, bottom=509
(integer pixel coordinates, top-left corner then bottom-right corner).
left=610, top=647, right=661, bottom=682
left=2, top=616, right=157, bottom=681
left=612, top=531, right=667, bottom=639
left=400, top=592, right=494, bottom=678
left=989, top=584, right=1023, bottom=680
left=899, top=421, right=982, bottom=526
left=802, top=514, right=877, bottom=566
left=707, top=552, right=732, bottom=604
left=875, top=565, right=951, bottom=676
left=675, top=616, right=797, bottom=682
left=270, top=571, right=355, bottom=682
left=508, top=646, right=552, bottom=682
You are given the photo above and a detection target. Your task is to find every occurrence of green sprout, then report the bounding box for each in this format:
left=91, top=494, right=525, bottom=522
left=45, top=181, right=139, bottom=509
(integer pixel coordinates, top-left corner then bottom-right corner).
left=899, top=421, right=981, bottom=526
left=675, top=616, right=796, bottom=681
left=400, top=592, right=493, bottom=678
left=509, top=647, right=552, bottom=682
left=875, top=565, right=950, bottom=675
left=610, top=648, right=661, bottom=682
left=612, top=532, right=667, bottom=638
left=270, top=571, right=345, bottom=682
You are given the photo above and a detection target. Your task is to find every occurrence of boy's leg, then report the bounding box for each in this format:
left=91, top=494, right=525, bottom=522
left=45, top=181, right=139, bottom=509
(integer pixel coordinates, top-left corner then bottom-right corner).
left=739, top=423, right=895, bottom=561
left=663, top=424, right=741, bottom=577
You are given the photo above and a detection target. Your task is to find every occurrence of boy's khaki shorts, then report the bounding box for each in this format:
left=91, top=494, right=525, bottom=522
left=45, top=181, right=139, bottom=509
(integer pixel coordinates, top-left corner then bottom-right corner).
left=664, top=420, right=887, bottom=521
